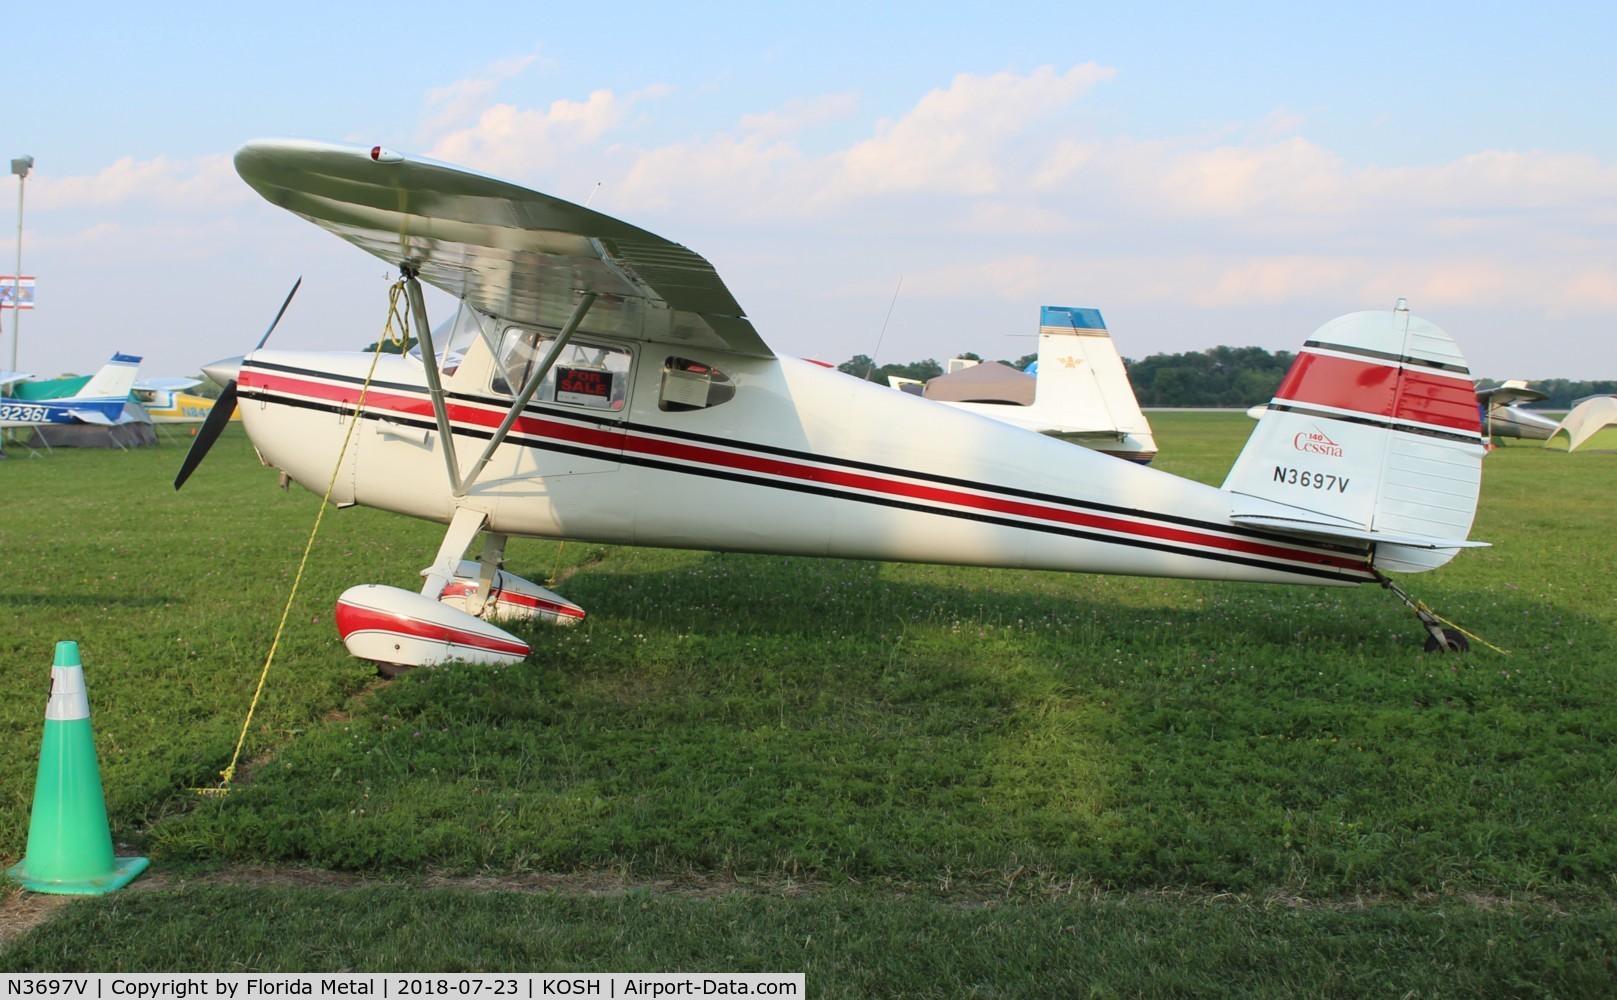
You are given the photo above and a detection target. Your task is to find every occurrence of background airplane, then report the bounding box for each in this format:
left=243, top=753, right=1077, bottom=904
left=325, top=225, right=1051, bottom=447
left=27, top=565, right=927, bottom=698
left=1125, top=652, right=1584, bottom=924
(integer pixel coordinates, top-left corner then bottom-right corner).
left=133, top=377, right=238, bottom=424
left=0, top=353, right=147, bottom=429
left=897, top=305, right=1156, bottom=463
left=177, top=139, right=1488, bottom=670
left=1477, top=380, right=1559, bottom=442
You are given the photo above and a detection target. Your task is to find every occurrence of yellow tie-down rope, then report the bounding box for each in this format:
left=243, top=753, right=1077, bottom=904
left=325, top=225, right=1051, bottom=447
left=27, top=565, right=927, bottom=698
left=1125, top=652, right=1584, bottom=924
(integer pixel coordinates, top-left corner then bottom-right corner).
left=1419, top=602, right=1512, bottom=656
left=194, top=283, right=411, bottom=796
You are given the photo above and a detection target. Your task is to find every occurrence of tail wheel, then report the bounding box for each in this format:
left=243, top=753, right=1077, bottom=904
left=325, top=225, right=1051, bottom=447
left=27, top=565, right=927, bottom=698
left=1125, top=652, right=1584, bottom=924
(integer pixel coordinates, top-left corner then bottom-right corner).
left=1423, top=628, right=1470, bottom=653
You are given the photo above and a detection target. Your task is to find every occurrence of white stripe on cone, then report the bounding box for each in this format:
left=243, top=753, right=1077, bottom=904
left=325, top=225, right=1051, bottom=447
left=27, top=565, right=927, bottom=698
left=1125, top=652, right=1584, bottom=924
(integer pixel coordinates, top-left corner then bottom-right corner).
left=46, top=664, right=91, bottom=722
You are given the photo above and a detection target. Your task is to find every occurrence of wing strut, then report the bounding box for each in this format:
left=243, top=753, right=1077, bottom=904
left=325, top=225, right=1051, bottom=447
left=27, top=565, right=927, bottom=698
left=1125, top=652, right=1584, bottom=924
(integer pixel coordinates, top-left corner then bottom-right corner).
left=457, top=291, right=599, bottom=494
left=402, top=268, right=464, bottom=496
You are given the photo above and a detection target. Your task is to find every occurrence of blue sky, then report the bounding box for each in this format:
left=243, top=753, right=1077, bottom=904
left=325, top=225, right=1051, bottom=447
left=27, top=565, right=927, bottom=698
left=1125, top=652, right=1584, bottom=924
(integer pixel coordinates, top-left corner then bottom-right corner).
left=4, top=1, right=1613, bottom=382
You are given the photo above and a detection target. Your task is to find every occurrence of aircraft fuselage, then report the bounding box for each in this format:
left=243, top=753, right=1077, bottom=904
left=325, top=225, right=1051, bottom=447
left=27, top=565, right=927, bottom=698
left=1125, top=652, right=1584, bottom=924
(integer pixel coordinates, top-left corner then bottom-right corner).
left=236, top=335, right=1373, bottom=588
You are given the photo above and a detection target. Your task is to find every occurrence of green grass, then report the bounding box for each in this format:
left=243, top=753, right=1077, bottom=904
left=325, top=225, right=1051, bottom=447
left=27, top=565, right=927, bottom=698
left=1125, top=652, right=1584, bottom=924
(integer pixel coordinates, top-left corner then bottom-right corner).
left=4, top=885, right=1613, bottom=995
left=2, top=417, right=1615, bottom=992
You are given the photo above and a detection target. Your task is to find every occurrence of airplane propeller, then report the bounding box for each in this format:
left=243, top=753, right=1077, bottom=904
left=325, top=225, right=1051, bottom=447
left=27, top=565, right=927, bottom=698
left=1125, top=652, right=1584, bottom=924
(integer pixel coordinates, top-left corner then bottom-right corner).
left=174, top=277, right=301, bottom=490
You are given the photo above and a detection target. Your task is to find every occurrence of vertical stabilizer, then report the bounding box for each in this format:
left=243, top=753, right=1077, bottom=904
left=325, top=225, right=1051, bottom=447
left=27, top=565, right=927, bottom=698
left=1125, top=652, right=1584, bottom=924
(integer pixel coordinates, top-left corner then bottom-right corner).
left=1222, top=302, right=1487, bottom=573
left=79, top=353, right=143, bottom=400
left=1031, top=306, right=1156, bottom=461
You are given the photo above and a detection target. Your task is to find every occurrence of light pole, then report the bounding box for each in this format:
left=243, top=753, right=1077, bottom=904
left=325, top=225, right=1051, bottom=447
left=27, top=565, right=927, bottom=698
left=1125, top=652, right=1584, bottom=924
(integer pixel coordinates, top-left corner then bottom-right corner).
left=10, top=154, right=32, bottom=376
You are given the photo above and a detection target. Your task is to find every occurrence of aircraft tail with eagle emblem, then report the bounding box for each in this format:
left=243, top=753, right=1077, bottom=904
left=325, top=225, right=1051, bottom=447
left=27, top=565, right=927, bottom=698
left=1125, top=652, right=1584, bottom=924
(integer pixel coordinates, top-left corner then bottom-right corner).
left=1028, top=306, right=1157, bottom=462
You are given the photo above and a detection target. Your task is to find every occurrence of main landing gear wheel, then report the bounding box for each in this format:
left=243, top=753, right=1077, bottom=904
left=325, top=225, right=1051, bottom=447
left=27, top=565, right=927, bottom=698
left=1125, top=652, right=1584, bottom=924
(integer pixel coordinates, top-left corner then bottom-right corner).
left=1423, top=627, right=1470, bottom=654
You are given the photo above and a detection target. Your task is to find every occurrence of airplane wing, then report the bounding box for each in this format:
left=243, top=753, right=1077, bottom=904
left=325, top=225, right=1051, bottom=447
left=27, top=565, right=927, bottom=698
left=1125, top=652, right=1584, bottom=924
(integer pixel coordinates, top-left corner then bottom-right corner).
left=135, top=377, right=202, bottom=392
left=0, top=370, right=31, bottom=387
left=235, top=139, right=771, bottom=359
left=1476, top=381, right=1547, bottom=406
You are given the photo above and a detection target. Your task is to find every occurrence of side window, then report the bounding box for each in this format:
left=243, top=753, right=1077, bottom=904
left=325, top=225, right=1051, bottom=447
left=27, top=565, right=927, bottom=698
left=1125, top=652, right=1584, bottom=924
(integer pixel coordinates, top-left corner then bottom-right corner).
left=659, top=357, right=737, bottom=412
left=491, top=327, right=631, bottom=411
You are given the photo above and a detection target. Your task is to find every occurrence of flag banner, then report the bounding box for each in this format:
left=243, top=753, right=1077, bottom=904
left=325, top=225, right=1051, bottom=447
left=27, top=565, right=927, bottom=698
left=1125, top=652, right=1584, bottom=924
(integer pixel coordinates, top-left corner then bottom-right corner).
left=0, top=276, right=36, bottom=310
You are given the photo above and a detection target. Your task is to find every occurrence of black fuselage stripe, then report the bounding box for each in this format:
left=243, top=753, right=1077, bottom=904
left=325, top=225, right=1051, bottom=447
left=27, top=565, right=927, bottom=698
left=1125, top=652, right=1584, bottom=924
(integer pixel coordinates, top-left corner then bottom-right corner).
left=242, top=385, right=1370, bottom=582
left=246, top=361, right=1365, bottom=554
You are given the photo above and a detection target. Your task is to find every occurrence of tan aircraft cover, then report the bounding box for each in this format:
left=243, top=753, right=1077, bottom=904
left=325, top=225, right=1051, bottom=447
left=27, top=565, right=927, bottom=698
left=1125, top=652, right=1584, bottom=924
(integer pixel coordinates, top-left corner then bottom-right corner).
left=922, top=361, right=1035, bottom=405
left=1548, top=395, right=1617, bottom=451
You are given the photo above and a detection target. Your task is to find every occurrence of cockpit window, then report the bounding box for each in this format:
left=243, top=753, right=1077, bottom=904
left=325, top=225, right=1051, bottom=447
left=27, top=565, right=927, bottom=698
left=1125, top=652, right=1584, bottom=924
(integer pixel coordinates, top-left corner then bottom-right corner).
left=659, top=357, right=736, bottom=412
left=492, top=327, right=630, bottom=411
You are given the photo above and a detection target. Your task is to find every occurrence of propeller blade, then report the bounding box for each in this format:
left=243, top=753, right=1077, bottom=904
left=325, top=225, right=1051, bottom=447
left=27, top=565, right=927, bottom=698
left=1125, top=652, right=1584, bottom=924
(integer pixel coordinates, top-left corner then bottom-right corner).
left=174, top=380, right=239, bottom=490
left=257, top=276, right=302, bottom=350
left=173, top=277, right=300, bottom=490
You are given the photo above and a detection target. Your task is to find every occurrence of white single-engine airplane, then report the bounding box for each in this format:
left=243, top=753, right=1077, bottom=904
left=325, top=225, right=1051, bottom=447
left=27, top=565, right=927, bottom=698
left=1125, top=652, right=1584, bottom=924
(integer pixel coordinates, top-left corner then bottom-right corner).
left=177, top=139, right=1489, bottom=669
left=1477, top=380, right=1559, bottom=442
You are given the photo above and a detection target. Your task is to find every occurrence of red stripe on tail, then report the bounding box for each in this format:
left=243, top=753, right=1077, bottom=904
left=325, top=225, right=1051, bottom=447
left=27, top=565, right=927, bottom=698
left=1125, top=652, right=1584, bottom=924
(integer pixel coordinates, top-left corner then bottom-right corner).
left=1275, top=353, right=1480, bottom=434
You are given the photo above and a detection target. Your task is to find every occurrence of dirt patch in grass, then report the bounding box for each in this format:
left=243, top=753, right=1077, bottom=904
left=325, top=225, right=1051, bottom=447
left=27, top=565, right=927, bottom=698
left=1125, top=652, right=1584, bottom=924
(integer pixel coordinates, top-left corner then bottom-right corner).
left=122, top=865, right=808, bottom=901
left=0, top=889, right=68, bottom=949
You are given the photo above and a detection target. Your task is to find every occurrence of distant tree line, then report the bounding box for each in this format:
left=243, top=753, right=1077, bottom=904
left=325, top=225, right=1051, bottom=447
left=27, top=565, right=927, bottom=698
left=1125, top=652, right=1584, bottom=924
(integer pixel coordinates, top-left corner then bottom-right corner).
left=1123, top=346, right=1297, bottom=407
left=839, top=345, right=1294, bottom=406
left=1473, top=378, right=1617, bottom=409
left=838, top=352, right=1035, bottom=384
left=837, top=346, right=1617, bottom=409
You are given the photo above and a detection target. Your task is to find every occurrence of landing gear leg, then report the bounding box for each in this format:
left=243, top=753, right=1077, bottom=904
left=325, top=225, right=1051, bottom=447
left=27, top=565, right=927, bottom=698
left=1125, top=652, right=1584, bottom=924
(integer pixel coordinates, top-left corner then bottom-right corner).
left=465, top=533, right=509, bottom=618
left=419, top=506, right=488, bottom=599
left=1373, top=570, right=1469, bottom=653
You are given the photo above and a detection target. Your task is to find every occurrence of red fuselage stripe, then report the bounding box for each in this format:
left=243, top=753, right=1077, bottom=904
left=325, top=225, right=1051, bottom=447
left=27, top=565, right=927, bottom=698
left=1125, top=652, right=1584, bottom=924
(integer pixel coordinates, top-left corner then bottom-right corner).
left=249, top=370, right=1369, bottom=575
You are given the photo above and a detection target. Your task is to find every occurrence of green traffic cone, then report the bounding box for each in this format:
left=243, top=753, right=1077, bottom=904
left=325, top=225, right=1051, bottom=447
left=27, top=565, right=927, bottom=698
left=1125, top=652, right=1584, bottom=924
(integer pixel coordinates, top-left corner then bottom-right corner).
left=6, top=641, right=148, bottom=894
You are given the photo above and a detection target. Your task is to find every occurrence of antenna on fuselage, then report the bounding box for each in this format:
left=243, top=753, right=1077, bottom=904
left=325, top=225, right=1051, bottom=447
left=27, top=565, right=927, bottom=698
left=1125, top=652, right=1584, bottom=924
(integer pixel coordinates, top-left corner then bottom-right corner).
left=864, top=275, right=904, bottom=380
left=583, top=182, right=602, bottom=208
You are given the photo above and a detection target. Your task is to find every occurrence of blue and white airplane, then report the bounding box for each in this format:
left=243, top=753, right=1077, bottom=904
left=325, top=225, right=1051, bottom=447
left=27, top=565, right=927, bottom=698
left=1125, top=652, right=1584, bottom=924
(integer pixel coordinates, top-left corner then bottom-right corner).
left=0, top=353, right=146, bottom=429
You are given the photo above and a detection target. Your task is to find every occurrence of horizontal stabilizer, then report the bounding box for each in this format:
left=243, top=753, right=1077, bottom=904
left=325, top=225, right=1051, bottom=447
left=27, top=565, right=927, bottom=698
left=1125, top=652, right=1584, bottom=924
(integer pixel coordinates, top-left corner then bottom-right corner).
left=67, top=408, right=117, bottom=426
left=1230, top=515, right=1490, bottom=551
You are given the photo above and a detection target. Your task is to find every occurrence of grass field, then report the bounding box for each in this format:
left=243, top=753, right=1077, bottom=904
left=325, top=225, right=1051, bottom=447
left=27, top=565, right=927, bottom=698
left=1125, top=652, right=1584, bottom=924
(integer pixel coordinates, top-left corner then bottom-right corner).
left=2, top=415, right=1614, bottom=994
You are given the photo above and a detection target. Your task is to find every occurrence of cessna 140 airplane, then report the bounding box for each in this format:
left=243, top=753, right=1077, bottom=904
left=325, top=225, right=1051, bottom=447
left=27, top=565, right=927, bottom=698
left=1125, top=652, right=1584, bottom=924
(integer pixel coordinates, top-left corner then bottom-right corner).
left=176, top=139, right=1489, bottom=669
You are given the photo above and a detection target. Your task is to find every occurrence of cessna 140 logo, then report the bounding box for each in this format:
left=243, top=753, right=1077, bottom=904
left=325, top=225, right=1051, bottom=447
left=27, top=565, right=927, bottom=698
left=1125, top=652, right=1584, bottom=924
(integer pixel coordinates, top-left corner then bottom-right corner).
left=1293, top=427, right=1343, bottom=458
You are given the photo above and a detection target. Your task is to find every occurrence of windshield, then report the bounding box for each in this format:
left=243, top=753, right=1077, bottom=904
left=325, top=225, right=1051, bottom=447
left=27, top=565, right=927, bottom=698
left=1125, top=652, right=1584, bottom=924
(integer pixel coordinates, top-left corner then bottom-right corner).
left=409, top=300, right=497, bottom=375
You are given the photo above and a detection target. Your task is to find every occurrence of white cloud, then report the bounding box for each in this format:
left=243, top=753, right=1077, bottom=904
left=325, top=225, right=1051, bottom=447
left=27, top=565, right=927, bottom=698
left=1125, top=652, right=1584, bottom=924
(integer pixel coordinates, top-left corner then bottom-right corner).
left=616, top=134, right=806, bottom=214
left=32, top=154, right=243, bottom=212
left=607, top=65, right=1117, bottom=219
left=399, top=64, right=1617, bottom=349
left=418, top=54, right=542, bottom=141
left=1193, top=255, right=1363, bottom=306
left=737, top=92, right=860, bottom=138
left=822, top=65, right=1115, bottom=200
left=426, top=84, right=673, bottom=178
left=1550, top=266, right=1617, bottom=315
